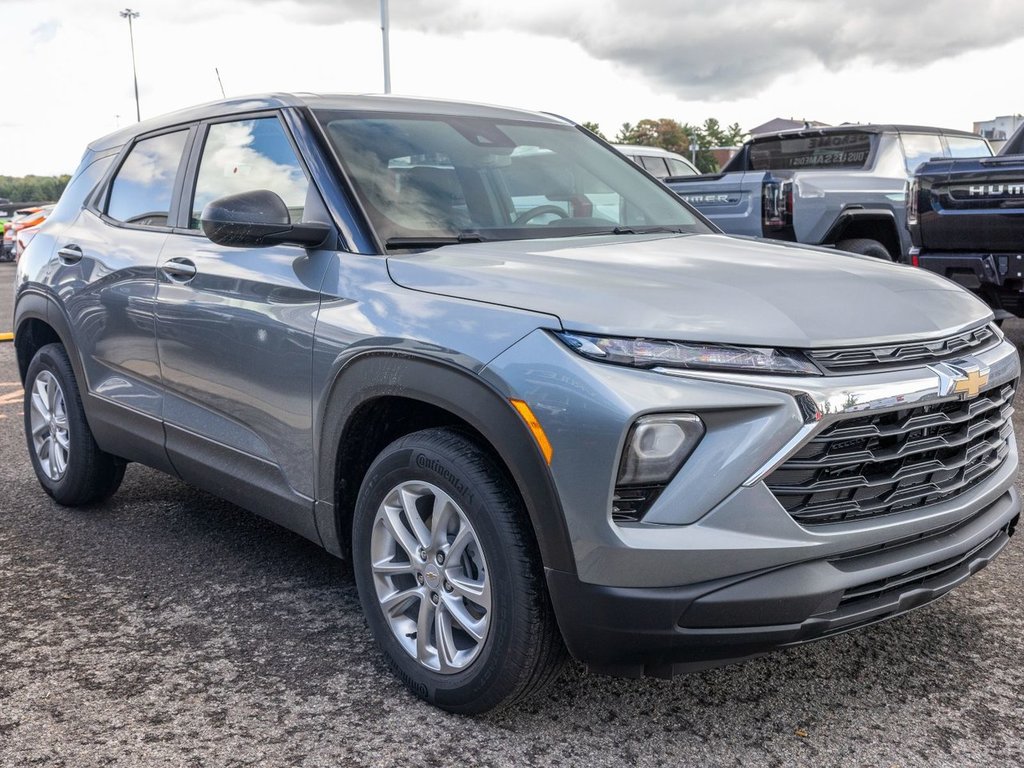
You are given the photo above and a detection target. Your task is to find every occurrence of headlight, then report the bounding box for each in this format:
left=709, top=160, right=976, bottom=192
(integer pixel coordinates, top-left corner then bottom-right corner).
left=556, top=331, right=821, bottom=376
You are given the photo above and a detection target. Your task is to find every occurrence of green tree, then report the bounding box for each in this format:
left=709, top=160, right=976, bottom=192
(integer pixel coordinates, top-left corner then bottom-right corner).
left=580, top=121, right=606, bottom=140
left=682, top=119, right=746, bottom=173
left=615, top=118, right=689, bottom=155
left=0, top=175, right=71, bottom=203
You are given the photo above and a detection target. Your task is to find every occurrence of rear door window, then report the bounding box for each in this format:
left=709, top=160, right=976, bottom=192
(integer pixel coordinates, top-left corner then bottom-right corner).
left=106, top=130, right=190, bottom=227
left=748, top=132, right=874, bottom=170
left=901, top=133, right=944, bottom=173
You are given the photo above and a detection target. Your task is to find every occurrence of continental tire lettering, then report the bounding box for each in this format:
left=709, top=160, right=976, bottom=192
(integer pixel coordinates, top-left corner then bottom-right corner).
left=415, top=453, right=473, bottom=501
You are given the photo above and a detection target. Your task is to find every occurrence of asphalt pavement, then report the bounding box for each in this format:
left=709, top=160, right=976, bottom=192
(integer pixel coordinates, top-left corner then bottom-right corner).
left=1, top=260, right=1022, bottom=767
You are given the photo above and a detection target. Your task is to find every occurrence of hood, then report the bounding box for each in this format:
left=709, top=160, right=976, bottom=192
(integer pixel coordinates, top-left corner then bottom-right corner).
left=387, top=233, right=992, bottom=348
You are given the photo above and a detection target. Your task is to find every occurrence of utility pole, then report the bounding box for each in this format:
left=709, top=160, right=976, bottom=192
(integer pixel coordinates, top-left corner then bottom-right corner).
left=119, top=8, right=141, bottom=122
left=380, top=0, right=391, bottom=93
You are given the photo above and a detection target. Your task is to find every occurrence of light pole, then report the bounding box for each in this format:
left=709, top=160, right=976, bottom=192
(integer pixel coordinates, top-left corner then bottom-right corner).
left=119, top=8, right=141, bottom=122
left=380, top=0, right=391, bottom=93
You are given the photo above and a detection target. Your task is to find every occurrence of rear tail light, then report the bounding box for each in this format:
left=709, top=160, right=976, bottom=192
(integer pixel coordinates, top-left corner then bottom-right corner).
left=762, top=176, right=793, bottom=231
left=906, top=179, right=919, bottom=228
left=909, top=247, right=920, bottom=267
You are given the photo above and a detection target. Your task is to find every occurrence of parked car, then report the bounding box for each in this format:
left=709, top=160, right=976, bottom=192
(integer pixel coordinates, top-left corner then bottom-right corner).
left=2, top=206, right=52, bottom=261
left=666, top=125, right=992, bottom=260
left=613, top=144, right=700, bottom=179
left=14, top=94, right=1020, bottom=713
left=909, top=123, right=1024, bottom=320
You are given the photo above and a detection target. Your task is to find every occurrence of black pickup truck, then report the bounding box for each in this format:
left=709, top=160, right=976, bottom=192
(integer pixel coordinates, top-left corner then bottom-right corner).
left=909, top=124, right=1024, bottom=319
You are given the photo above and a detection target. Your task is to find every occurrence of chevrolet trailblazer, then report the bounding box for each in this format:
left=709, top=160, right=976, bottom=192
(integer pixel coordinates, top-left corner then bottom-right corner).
left=13, top=94, right=1020, bottom=713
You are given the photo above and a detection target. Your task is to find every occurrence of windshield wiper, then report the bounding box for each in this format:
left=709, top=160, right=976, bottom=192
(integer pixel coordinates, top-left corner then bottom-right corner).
left=385, top=233, right=488, bottom=250
left=609, top=226, right=686, bottom=235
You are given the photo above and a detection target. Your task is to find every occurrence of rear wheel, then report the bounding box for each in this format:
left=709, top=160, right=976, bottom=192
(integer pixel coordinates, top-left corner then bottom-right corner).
left=352, top=427, right=566, bottom=713
left=24, top=343, right=126, bottom=505
left=836, top=237, right=893, bottom=260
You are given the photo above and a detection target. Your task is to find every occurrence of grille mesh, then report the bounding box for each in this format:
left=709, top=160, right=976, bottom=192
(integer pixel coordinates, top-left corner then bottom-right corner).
left=806, top=325, right=998, bottom=374
left=767, top=381, right=1015, bottom=525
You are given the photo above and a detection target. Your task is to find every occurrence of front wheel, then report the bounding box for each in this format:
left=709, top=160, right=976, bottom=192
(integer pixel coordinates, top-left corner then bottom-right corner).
left=352, top=427, right=566, bottom=713
left=23, top=343, right=126, bottom=505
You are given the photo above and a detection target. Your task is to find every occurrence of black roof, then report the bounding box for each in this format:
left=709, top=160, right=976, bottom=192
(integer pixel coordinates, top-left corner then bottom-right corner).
left=746, top=123, right=981, bottom=142
left=88, top=92, right=570, bottom=152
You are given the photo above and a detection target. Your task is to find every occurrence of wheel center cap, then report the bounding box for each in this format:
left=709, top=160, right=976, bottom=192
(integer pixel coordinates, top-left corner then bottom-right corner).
left=424, top=567, right=441, bottom=588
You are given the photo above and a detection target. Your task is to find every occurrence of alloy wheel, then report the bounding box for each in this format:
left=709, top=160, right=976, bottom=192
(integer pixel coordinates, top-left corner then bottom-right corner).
left=29, top=371, right=70, bottom=481
left=370, top=480, right=491, bottom=673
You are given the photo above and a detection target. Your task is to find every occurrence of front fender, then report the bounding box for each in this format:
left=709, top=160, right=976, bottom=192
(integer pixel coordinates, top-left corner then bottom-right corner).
left=314, top=351, right=576, bottom=574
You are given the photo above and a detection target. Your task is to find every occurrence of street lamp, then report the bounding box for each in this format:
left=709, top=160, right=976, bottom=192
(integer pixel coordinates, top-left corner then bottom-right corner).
left=119, top=8, right=141, bottom=122
left=380, top=0, right=391, bottom=93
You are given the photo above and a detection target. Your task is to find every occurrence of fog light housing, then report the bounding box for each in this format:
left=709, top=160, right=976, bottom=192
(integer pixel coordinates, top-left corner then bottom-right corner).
left=613, top=415, right=705, bottom=522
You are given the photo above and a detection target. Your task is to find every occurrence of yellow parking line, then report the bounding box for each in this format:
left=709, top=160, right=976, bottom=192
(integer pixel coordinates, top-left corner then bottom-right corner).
left=0, top=332, right=12, bottom=342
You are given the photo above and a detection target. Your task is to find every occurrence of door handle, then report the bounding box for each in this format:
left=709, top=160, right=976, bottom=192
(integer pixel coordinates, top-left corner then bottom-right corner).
left=161, top=258, right=197, bottom=281
left=57, top=244, right=83, bottom=264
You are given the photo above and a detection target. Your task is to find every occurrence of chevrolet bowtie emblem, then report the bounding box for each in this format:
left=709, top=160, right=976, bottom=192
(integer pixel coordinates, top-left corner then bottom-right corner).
left=929, top=358, right=990, bottom=400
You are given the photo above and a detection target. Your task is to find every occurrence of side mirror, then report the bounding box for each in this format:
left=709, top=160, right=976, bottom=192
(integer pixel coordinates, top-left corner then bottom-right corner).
left=200, top=189, right=331, bottom=249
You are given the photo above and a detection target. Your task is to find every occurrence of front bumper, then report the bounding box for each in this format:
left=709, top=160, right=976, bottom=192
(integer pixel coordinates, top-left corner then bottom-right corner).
left=486, top=329, right=1021, bottom=674
left=547, top=487, right=1019, bottom=677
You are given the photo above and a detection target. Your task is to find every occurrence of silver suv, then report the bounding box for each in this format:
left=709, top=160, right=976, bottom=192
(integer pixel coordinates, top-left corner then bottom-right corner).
left=13, top=94, right=1020, bottom=713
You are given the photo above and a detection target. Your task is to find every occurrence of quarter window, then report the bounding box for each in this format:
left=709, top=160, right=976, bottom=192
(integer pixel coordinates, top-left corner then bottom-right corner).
left=191, top=117, right=309, bottom=229
left=639, top=155, right=669, bottom=178
left=946, top=135, right=992, bottom=159
left=106, top=130, right=190, bottom=227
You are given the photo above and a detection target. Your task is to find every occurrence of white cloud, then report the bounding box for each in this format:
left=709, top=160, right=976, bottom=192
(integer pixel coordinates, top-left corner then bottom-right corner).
left=1, top=0, right=1022, bottom=178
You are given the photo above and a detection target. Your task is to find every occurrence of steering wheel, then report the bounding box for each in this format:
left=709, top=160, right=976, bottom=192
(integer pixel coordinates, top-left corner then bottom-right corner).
left=514, top=205, right=569, bottom=225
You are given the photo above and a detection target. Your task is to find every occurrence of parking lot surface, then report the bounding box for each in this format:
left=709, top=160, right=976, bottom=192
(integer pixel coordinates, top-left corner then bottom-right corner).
left=1, top=260, right=1023, bottom=767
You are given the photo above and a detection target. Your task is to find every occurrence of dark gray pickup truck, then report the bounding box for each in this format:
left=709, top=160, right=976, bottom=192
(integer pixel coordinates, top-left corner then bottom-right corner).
left=668, top=125, right=992, bottom=260
left=910, top=124, right=1024, bottom=319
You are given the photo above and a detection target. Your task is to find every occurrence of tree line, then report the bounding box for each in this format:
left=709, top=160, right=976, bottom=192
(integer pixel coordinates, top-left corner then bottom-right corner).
left=581, top=118, right=746, bottom=173
left=0, top=175, right=71, bottom=204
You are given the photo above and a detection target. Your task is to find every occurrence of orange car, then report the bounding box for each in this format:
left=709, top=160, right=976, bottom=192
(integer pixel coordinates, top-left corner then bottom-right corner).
left=2, top=206, right=52, bottom=261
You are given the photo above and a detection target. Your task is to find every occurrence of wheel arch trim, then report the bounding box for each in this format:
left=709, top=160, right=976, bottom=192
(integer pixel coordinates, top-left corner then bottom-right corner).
left=314, top=350, right=577, bottom=574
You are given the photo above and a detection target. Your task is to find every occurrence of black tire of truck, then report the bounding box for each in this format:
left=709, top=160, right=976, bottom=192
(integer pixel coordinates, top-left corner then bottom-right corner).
left=836, top=238, right=893, bottom=260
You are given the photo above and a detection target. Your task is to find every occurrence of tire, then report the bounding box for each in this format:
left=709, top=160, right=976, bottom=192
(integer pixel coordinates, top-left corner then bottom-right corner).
left=836, top=237, right=893, bottom=260
left=352, top=427, right=566, bottom=714
left=23, top=343, right=126, bottom=506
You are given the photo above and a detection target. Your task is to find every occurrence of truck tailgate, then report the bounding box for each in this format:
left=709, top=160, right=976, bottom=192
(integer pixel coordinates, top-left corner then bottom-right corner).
left=666, top=172, right=765, bottom=238
left=919, top=155, right=1024, bottom=252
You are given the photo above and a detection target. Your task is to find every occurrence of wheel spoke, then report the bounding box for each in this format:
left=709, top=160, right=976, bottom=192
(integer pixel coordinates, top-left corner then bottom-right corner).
left=52, top=443, right=68, bottom=477
left=429, top=493, right=457, bottom=550
left=31, top=384, right=50, bottom=423
left=447, top=522, right=473, bottom=561
left=442, top=593, right=487, bottom=643
left=415, top=592, right=435, bottom=664
left=372, top=557, right=415, bottom=576
left=381, top=502, right=420, bottom=561
left=447, top=574, right=491, bottom=612
left=380, top=585, right=422, bottom=616
left=400, top=488, right=432, bottom=549
left=434, top=604, right=459, bottom=671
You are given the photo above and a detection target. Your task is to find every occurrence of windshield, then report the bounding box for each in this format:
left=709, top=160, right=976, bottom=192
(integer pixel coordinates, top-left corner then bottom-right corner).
left=314, top=111, right=711, bottom=247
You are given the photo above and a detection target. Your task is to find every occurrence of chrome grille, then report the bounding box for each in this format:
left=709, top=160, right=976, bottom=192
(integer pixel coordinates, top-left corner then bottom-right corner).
left=806, top=325, right=998, bottom=374
left=767, top=382, right=1015, bottom=525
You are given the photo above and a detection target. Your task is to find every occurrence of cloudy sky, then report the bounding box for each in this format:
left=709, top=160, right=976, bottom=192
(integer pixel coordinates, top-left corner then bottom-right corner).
left=3, top=0, right=1023, bottom=176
